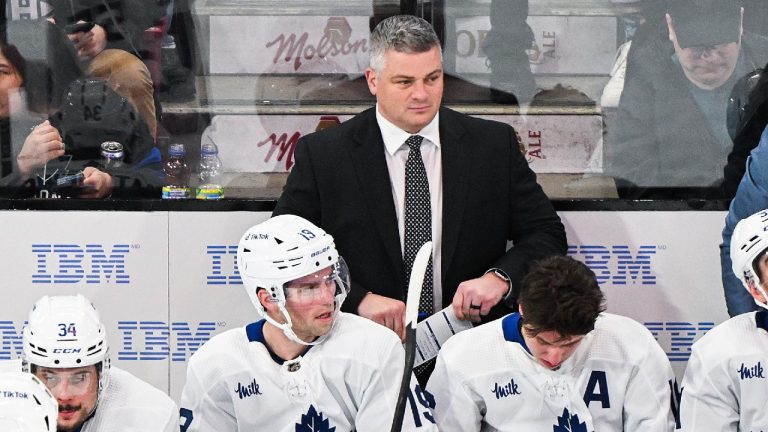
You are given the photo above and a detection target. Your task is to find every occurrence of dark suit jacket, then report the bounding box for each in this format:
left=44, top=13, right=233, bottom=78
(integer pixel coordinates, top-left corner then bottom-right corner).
left=274, top=106, right=566, bottom=322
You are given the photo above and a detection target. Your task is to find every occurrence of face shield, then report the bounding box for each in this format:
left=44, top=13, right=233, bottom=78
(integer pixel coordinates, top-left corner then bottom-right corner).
left=266, top=257, right=351, bottom=346
left=35, top=368, right=97, bottom=398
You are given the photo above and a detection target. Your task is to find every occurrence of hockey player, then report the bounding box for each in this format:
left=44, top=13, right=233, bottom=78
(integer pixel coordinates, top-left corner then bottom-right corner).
left=179, top=214, right=437, bottom=431
left=22, top=294, right=179, bottom=432
left=427, top=255, right=677, bottom=431
left=681, top=208, right=768, bottom=430
left=0, top=371, right=57, bottom=432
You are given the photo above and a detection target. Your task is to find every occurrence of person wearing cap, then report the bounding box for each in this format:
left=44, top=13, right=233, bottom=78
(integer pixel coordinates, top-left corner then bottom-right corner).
left=22, top=294, right=179, bottom=432
left=681, top=208, right=768, bottom=430
left=608, top=0, right=768, bottom=197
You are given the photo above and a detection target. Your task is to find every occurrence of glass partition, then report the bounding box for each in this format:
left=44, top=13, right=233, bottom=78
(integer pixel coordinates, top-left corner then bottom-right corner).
left=1, top=0, right=763, bottom=201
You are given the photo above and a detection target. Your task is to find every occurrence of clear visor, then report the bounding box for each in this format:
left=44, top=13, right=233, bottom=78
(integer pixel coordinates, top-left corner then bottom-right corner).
left=36, top=369, right=95, bottom=397
left=282, top=257, right=351, bottom=304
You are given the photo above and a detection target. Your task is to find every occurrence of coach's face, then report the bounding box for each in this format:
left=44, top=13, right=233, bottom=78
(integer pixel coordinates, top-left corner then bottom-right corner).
left=365, top=45, right=443, bottom=134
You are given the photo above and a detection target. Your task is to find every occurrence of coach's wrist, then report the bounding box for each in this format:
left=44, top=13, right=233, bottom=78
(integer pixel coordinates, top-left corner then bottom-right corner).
left=486, top=268, right=513, bottom=305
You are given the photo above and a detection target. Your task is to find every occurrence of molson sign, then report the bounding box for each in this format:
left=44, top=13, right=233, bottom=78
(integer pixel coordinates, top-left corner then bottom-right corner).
left=202, top=114, right=602, bottom=173
left=210, top=16, right=371, bottom=74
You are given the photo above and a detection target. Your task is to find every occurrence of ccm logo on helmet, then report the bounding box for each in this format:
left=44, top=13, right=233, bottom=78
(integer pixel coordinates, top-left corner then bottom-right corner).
left=52, top=348, right=82, bottom=354
left=311, top=246, right=330, bottom=257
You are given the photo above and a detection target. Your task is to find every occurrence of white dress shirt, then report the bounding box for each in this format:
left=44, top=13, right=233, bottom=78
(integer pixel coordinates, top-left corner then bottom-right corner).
left=376, top=105, right=443, bottom=311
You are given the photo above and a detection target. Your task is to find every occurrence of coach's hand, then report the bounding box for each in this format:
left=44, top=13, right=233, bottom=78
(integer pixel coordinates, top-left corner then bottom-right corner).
left=358, top=293, right=406, bottom=341
left=453, top=273, right=508, bottom=323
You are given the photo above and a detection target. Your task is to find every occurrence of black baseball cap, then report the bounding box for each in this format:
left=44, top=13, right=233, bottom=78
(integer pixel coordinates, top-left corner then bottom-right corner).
left=668, top=0, right=741, bottom=48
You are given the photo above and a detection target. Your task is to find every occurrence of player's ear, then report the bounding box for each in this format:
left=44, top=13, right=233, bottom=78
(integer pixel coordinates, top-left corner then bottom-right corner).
left=256, top=288, right=273, bottom=311
left=517, top=303, right=524, bottom=318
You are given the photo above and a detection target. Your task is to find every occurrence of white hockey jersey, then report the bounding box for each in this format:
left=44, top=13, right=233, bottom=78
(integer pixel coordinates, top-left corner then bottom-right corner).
left=179, top=312, right=437, bottom=432
left=427, top=312, right=677, bottom=432
left=81, top=366, right=179, bottom=432
left=681, top=310, right=768, bottom=431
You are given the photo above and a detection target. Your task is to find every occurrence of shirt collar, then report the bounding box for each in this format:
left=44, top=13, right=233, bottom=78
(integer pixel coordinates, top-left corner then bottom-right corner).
left=376, top=104, right=441, bottom=156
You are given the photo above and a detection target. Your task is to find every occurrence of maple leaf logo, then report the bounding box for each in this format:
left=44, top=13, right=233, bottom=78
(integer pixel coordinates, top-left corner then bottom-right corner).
left=295, top=405, right=337, bottom=432
left=552, top=407, right=590, bottom=432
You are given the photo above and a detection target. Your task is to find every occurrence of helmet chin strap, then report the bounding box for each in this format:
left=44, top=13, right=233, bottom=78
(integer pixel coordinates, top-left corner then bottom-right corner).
left=755, top=284, right=768, bottom=311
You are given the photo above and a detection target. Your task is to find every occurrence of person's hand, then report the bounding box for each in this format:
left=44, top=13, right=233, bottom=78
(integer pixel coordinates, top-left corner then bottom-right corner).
left=79, top=167, right=112, bottom=198
left=69, top=23, right=107, bottom=60
left=17, top=120, right=64, bottom=179
left=357, top=293, right=406, bottom=341
left=453, top=272, right=509, bottom=323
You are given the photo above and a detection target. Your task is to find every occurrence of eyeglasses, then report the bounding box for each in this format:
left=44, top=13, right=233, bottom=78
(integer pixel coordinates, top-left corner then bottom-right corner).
left=37, top=370, right=94, bottom=397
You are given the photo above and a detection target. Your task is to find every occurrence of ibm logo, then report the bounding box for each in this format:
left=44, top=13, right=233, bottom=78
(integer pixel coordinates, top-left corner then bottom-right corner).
left=0, top=320, right=219, bottom=362
left=118, top=321, right=219, bottom=362
left=32, top=244, right=132, bottom=284
left=645, top=322, right=715, bottom=362
left=207, top=246, right=241, bottom=285
left=567, top=245, right=659, bottom=285
left=0, top=321, right=24, bottom=360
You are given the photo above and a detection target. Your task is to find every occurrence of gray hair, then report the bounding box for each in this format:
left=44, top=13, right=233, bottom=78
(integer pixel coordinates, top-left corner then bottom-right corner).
left=369, top=15, right=442, bottom=72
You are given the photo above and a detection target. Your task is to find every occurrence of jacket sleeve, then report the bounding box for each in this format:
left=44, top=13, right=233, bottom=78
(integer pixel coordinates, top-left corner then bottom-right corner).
left=494, top=123, right=567, bottom=301
left=606, top=44, right=662, bottom=195
left=721, top=126, right=768, bottom=317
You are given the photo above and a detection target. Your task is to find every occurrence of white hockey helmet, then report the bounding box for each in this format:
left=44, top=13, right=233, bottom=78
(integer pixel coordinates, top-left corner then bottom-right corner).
left=731, top=209, right=768, bottom=309
left=0, top=372, right=57, bottom=432
left=237, top=214, right=351, bottom=345
left=22, top=295, right=111, bottom=394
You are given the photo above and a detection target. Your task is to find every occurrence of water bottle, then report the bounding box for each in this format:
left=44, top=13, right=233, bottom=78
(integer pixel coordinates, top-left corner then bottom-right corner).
left=196, top=143, right=224, bottom=200
left=162, top=143, right=190, bottom=199
left=100, top=141, right=124, bottom=169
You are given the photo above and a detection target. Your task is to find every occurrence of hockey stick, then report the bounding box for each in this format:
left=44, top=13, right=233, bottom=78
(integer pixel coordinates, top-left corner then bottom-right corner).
left=390, top=241, right=432, bottom=432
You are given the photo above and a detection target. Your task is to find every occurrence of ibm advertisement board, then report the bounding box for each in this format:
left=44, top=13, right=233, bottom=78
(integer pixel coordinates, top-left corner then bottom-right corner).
left=0, top=210, right=731, bottom=402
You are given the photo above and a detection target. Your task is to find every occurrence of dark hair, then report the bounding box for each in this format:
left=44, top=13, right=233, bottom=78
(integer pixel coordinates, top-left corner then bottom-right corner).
left=0, top=19, right=84, bottom=114
left=518, top=256, right=606, bottom=338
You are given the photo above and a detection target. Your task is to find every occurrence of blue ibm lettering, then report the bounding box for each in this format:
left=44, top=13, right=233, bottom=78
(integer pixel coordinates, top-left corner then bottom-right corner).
left=118, top=321, right=217, bottom=361
left=567, top=245, right=658, bottom=285
left=645, top=322, right=715, bottom=362
left=235, top=379, right=262, bottom=399
left=206, top=245, right=242, bottom=285
left=739, top=362, right=765, bottom=380
left=32, top=244, right=131, bottom=284
left=492, top=378, right=521, bottom=399
left=0, top=321, right=24, bottom=360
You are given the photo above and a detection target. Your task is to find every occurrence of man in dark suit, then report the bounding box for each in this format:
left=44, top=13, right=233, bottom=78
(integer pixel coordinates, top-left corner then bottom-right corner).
left=274, top=15, right=565, bottom=342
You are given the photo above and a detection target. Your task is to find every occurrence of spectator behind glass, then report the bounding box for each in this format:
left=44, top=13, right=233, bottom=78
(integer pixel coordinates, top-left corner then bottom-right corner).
left=0, top=19, right=159, bottom=198
left=48, top=0, right=162, bottom=139
left=608, top=0, right=768, bottom=198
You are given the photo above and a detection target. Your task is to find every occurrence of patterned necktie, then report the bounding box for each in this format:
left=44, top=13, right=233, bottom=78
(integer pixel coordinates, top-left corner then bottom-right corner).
left=403, top=135, right=433, bottom=317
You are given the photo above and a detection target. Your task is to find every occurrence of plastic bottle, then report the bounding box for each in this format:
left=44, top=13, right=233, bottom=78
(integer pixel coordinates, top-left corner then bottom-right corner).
left=100, top=141, right=124, bottom=169
left=196, top=143, right=224, bottom=200
left=162, top=143, right=190, bottom=199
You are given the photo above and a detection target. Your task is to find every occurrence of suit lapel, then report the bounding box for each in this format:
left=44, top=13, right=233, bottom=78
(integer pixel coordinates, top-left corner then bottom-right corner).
left=439, top=108, right=471, bottom=286
left=349, top=110, right=406, bottom=288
